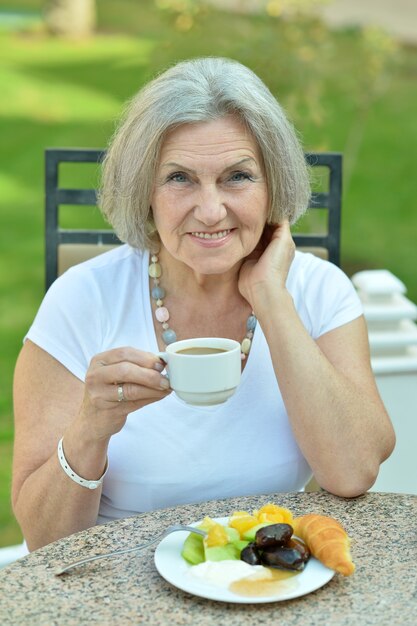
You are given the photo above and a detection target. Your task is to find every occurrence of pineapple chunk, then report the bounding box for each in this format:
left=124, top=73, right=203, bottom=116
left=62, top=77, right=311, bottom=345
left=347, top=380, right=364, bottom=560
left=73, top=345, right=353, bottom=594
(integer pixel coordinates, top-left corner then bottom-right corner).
left=229, top=514, right=259, bottom=538
left=253, top=503, right=294, bottom=525
left=205, top=523, right=229, bottom=548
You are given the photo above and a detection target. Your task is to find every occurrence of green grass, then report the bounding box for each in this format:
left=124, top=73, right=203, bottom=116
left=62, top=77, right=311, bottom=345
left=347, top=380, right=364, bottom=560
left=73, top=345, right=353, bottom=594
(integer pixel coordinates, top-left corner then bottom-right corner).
left=1, top=0, right=416, bottom=547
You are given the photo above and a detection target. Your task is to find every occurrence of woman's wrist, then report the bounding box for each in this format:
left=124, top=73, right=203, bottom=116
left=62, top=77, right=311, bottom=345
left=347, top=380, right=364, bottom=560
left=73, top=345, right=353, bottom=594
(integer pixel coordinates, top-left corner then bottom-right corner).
left=251, top=285, right=294, bottom=324
left=57, top=437, right=108, bottom=489
left=60, top=419, right=110, bottom=482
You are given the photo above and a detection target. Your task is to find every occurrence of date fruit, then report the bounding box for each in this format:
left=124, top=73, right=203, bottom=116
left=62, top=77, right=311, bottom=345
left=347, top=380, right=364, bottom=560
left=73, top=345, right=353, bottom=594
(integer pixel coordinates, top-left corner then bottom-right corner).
left=287, top=537, right=310, bottom=561
left=261, top=545, right=307, bottom=571
left=240, top=543, right=262, bottom=566
left=255, top=523, right=293, bottom=548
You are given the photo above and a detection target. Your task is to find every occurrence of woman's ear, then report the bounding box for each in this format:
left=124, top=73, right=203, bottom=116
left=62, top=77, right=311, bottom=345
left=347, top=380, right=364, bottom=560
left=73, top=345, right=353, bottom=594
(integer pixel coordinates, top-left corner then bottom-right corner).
left=146, top=207, right=159, bottom=241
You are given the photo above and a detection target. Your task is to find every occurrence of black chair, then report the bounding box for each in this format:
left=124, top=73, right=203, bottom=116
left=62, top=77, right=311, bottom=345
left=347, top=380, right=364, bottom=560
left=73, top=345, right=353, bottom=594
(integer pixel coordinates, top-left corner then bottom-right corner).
left=45, top=148, right=342, bottom=291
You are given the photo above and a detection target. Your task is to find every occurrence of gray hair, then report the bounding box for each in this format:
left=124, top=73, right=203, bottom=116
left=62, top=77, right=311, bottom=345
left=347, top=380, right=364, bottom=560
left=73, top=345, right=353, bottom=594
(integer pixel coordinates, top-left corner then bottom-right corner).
left=99, top=57, right=311, bottom=250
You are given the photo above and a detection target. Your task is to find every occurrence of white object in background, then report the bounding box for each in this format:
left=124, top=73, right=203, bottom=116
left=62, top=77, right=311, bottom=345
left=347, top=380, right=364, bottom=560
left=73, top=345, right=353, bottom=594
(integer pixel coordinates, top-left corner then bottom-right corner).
left=372, top=371, right=417, bottom=494
left=368, top=319, right=417, bottom=351
left=360, top=294, right=417, bottom=322
left=0, top=542, right=28, bottom=570
left=352, top=269, right=417, bottom=326
left=352, top=269, right=417, bottom=495
left=351, top=269, right=406, bottom=296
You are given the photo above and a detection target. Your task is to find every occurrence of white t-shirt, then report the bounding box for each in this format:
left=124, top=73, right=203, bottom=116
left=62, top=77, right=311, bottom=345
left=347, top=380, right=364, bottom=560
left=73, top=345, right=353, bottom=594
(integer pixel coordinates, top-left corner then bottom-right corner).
left=26, top=245, right=362, bottom=523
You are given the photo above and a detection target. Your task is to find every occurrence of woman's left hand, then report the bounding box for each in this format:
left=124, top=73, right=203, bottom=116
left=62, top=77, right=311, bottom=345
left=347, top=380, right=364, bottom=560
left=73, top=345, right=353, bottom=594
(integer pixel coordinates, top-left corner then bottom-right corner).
left=238, top=220, right=295, bottom=307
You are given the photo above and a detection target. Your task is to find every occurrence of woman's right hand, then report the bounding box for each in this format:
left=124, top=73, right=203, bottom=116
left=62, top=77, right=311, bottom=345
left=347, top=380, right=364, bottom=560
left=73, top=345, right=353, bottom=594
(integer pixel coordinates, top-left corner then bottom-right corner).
left=79, top=347, right=171, bottom=440
left=12, top=341, right=172, bottom=550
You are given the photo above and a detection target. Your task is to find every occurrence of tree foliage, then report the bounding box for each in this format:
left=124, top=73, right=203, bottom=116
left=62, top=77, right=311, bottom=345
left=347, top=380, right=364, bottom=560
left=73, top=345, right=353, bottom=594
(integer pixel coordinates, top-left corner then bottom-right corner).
left=44, top=0, right=96, bottom=37
left=152, top=0, right=398, bottom=140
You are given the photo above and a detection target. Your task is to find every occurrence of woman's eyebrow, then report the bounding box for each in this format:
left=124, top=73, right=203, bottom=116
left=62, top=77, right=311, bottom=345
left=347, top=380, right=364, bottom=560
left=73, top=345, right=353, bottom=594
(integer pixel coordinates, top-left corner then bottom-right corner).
left=160, top=157, right=258, bottom=174
left=223, top=157, right=258, bottom=171
left=159, top=162, right=197, bottom=174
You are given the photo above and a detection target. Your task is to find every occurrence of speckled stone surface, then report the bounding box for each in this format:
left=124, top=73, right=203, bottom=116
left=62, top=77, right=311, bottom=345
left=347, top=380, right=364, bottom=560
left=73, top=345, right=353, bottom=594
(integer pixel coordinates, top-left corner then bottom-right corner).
left=0, top=492, right=416, bottom=625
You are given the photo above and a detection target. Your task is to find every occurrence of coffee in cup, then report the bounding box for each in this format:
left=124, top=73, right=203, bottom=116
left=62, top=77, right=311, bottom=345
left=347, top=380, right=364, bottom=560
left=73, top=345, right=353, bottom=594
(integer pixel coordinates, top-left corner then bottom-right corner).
left=158, top=337, right=241, bottom=406
left=176, top=347, right=227, bottom=356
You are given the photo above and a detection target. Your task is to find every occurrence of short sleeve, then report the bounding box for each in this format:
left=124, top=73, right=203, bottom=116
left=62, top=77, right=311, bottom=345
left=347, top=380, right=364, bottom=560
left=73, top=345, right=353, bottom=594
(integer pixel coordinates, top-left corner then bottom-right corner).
left=25, top=267, right=104, bottom=381
left=288, top=253, right=363, bottom=339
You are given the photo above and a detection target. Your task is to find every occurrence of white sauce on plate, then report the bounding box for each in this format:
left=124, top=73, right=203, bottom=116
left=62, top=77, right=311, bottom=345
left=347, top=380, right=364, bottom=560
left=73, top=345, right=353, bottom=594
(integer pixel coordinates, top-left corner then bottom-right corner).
left=188, top=560, right=271, bottom=589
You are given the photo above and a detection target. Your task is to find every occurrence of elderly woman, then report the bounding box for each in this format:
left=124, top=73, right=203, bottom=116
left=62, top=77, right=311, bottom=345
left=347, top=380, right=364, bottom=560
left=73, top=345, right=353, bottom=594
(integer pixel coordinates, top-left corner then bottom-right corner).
left=12, top=58, right=394, bottom=551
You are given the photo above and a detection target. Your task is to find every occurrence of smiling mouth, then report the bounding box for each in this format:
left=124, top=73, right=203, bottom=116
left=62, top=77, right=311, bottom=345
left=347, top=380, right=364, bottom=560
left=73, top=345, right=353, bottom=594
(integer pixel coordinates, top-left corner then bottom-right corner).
left=190, top=229, right=231, bottom=240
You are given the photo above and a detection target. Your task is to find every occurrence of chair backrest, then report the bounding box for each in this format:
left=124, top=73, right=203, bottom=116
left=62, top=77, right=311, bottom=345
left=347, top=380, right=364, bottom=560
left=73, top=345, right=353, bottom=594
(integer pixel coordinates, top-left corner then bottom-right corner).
left=45, top=148, right=342, bottom=291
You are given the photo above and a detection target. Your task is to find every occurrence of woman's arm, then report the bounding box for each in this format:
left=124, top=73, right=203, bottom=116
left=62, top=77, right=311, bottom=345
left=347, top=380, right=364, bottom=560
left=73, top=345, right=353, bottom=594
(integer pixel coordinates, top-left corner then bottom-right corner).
left=259, top=293, right=394, bottom=496
left=239, top=222, right=395, bottom=497
left=12, top=340, right=170, bottom=550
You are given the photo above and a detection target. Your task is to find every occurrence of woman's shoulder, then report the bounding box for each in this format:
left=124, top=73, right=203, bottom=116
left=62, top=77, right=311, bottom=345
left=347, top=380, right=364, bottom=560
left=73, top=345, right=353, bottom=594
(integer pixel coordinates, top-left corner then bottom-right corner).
left=287, top=250, right=342, bottom=287
left=51, top=245, right=146, bottom=290
left=65, top=244, right=144, bottom=274
left=27, top=245, right=150, bottom=379
left=288, top=251, right=362, bottom=337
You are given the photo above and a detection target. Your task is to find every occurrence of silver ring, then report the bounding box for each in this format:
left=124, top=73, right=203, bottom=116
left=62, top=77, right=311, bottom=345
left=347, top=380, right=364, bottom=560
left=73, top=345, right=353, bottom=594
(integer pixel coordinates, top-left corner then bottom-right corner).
left=117, top=384, right=125, bottom=402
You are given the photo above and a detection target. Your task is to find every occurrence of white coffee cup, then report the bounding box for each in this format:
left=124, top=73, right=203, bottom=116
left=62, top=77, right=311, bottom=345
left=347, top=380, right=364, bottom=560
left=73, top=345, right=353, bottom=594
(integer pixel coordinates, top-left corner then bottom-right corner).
left=158, top=337, right=241, bottom=406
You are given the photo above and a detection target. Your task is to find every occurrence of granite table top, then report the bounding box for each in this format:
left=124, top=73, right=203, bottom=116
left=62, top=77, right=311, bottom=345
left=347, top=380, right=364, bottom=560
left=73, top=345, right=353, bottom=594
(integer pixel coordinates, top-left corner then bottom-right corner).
left=0, top=491, right=416, bottom=626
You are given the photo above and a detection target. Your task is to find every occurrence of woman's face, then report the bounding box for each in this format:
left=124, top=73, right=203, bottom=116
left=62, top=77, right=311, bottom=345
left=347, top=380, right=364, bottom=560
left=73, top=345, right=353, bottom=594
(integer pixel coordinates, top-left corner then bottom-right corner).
left=151, top=116, right=269, bottom=276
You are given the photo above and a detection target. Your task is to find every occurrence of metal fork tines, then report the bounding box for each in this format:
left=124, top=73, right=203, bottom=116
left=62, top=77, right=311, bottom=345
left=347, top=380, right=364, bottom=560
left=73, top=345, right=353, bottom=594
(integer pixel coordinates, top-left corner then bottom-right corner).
left=55, top=524, right=206, bottom=576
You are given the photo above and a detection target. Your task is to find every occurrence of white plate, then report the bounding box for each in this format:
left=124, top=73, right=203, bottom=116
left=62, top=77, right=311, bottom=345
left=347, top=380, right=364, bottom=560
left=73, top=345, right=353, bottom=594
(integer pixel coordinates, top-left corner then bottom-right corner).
left=154, top=517, right=335, bottom=604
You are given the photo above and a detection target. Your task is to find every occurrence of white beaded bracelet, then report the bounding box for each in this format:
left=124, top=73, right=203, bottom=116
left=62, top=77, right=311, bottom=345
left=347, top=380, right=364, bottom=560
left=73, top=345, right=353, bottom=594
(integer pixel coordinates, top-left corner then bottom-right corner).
left=57, top=437, right=108, bottom=490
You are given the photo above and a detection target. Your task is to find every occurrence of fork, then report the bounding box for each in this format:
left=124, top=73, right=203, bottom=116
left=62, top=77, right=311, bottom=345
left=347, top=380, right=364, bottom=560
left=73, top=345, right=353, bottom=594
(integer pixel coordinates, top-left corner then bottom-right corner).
left=55, top=524, right=206, bottom=576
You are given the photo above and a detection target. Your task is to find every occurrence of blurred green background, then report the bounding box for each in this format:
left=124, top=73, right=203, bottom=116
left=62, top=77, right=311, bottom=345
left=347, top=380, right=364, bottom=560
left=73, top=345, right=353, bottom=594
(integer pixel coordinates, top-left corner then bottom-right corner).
left=1, top=0, right=416, bottom=547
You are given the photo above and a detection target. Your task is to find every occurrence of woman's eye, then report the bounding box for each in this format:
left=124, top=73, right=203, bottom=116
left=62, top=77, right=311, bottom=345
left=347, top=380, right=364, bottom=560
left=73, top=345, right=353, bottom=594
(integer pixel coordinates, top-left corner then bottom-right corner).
left=229, top=171, right=252, bottom=182
left=168, top=172, right=188, bottom=183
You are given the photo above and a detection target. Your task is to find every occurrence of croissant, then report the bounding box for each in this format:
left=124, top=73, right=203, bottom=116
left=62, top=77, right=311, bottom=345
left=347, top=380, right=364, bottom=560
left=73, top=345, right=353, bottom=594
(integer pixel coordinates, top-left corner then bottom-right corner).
left=292, top=514, right=355, bottom=576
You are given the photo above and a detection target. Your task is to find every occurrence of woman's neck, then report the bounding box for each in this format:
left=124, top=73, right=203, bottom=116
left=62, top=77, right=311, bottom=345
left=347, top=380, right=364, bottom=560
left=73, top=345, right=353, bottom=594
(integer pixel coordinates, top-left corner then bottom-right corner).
left=149, top=247, right=255, bottom=355
left=157, top=247, right=244, bottom=302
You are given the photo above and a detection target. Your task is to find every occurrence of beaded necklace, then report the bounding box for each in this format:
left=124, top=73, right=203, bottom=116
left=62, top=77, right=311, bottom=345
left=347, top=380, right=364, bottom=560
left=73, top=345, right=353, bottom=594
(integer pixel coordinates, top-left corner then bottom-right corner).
left=148, top=253, right=257, bottom=360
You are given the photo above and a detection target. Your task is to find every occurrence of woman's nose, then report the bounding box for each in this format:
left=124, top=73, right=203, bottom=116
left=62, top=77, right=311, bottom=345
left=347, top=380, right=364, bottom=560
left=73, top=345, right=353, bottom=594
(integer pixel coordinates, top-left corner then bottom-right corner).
left=193, top=185, right=227, bottom=225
